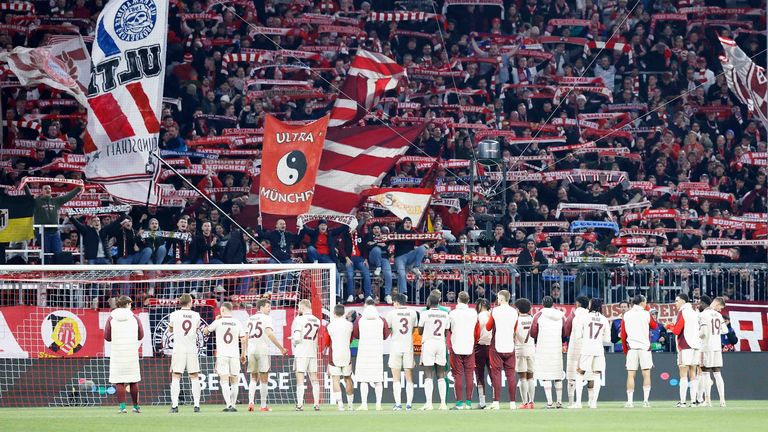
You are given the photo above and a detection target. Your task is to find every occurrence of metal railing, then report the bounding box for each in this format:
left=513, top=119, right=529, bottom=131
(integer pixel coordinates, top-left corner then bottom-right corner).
left=3, top=224, right=84, bottom=265
left=343, top=263, right=768, bottom=304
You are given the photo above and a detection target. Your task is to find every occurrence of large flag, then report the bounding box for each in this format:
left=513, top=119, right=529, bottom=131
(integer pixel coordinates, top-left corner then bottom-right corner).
left=0, top=36, right=91, bottom=105
left=258, top=114, right=329, bottom=215
left=363, top=187, right=433, bottom=225
left=719, top=36, right=768, bottom=129
left=0, top=194, right=34, bottom=243
left=309, top=124, right=426, bottom=215
left=84, top=0, right=168, bottom=205
left=328, top=49, right=405, bottom=127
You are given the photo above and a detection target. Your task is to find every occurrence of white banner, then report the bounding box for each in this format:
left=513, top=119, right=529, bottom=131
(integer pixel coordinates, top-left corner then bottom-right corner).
left=364, top=188, right=432, bottom=225
left=85, top=0, right=168, bottom=205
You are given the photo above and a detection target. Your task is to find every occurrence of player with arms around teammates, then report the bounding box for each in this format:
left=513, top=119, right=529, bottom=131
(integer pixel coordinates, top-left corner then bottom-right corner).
left=203, top=302, right=247, bottom=412
left=667, top=293, right=701, bottom=407
left=246, top=299, right=289, bottom=412
left=168, top=294, right=202, bottom=413
left=698, top=297, right=729, bottom=407
left=484, top=290, right=519, bottom=410
left=324, top=304, right=355, bottom=410
left=292, top=299, right=322, bottom=411
left=386, top=293, right=419, bottom=411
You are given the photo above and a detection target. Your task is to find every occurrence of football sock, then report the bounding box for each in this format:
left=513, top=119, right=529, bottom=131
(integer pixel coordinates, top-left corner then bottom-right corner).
left=592, top=384, right=602, bottom=406
left=567, top=380, right=575, bottom=405
left=527, top=379, right=536, bottom=404
left=643, top=385, right=651, bottom=403
left=555, top=380, right=563, bottom=404
left=437, top=378, right=447, bottom=405
left=393, top=380, right=402, bottom=406
left=405, top=380, right=414, bottom=406
left=360, top=383, right=369, bottom=406
left=587, top=387, right=594, bottom=405
left=191, top=378, right=201, bottom=407
left=542, top=380, right=553, bottom=405
left=478, top=387, right=486, bottom=406
left=713, top=372, right=725, bottom=403
left=574, top=375, right=584, bottom=405
left=248, top=380, right=257, bottom=405
left=170, top=378, right=180, bottom=407
left=296, top=383, right=305, bottom=407
left=627, top=390, right=634, bottom=403
left=519, top=379, right=529, bottom=403
left=334, top=392, right=343, bottom=408
left=424, top=379, right=434, bottom=406
left=689, top=378, right=698, bottom=403
left=230, top=381, right=238, bottom=407
left=374, top=383, right=383, bottom=406
left=260, top=382, right=268, bottom=408
left=679, top=377, right=689, bottom=403
left=311, top=380, right=320, bottom=406
left=220, top=379, right=231, bottom=407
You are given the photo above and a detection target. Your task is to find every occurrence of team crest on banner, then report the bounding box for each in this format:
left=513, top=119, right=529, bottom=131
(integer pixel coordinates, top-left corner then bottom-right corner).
left=258, top=114, right=329, bottom=215
left=40, top=311, right=87, bottom=357
left=84, top=0, right=168, bottom=205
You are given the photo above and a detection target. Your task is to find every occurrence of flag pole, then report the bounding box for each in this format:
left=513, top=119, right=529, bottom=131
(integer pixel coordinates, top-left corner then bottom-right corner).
left=150, top=150, right=279, bottom=262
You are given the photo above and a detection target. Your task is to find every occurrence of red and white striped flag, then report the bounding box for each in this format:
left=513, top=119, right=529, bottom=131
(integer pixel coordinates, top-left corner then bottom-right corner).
left=719, top=36, right=768, bottom=131
left=0, top=35, right=90, bottom=105
left=84, top=0, right=169, bottom=205
left=328, top=49, right=406, bottom=127
left=309, top=125, right=426, bottom=214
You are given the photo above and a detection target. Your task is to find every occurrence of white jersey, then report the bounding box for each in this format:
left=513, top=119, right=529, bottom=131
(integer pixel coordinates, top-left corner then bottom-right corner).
left=208, top=316, right=245, bottom=358
left=567, top=307, right=589, bottom=352
left=326, top=317, right=353, bottom=367
left=448, top=303, right=478, bottom=356
left=169, top=309, right=201, bottom=355
left=515, top=315, right=535, bottom=357
left=419, top=308, right=449, bottom=344
left=699, top=308, right=727, bottom=353
left=477, top=310, right=492, bottom=346
left=576, top=312, right=610, bottom=356
left=247, top=313, right=275, bottom=355
left=292, top=313, right=321, bottom=358
left=386, top=308, right=418, bottom=353
left=489, top=304, right=519, bottom=353
left=622, top=305, right=654, bottom=351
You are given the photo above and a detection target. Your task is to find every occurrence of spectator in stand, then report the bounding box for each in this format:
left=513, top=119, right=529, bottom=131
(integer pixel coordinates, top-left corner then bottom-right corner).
left=108, top=216, right=152, bottom=266
left=576, top=242, right=606, bottom=298
left=611, top=301, right=631, bottom=353
left=341, top=226, right=372, bottom=302
left=167, top=216, right=193, bottom=264
left=256, top=217, right=300, bottom=265
left=142, top=218, right=167, bottom=265
left=192, top=221, right=222, bottom=264
left=393, top=217, right=428, bottom=298
left=300, top=219, right=347, bottom=265
left=25, top=183, right=82, bottom=257
left=68, top=216, right=112, bottom=265
left=517, top=239, right=549, bottom=303
left=366, top=224, right=393, bottom=303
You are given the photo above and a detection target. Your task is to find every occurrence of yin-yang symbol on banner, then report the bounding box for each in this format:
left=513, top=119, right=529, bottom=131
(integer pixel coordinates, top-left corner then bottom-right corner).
left=276, top=150, right=307, bottom=186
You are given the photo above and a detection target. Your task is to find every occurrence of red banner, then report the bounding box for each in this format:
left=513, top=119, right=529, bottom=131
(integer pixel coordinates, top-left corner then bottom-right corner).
left=257, top=114, right=329, bottom=215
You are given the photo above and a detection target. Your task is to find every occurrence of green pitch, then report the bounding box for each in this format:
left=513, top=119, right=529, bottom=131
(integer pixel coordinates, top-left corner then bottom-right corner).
left=1, top=402, right=765, bottom=432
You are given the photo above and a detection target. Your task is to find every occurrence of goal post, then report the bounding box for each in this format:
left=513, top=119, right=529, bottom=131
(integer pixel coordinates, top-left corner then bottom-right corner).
left=0, top=264, right=336, bottom=408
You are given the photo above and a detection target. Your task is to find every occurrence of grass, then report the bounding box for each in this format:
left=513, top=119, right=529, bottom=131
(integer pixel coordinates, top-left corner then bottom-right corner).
left=1, top=401, right=765, bottom=432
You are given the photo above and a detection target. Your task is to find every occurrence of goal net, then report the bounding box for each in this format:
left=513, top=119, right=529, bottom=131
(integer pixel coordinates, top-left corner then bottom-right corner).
left=0, top=264, right=335, bottom=408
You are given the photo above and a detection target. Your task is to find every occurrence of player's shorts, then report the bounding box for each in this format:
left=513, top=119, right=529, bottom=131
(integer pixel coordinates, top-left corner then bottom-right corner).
left=516, top=355, right=535, bottom=373
left=294, top=356, right=318, bottom=373
left=171, top=353, right=201, bottom=374
left=421, top=341, right=447, bottom=367
left=626, top=349, right=654, bottom=370
left=247, top=352, right=270, bottom=374
left=701, top=351, right=723, bottom=368
left=216, top=356, right=241, bottom=376
left=695, top=349, right=704, bottom=367
left=566, top=347, right=581, bottom=379
left=328, top=363, right=353, bottom=377
left=388, top=351, right=415, bottom=370
left=677, top=349, right=698, bottom=367
left=578, top=355, right=605, bottom=374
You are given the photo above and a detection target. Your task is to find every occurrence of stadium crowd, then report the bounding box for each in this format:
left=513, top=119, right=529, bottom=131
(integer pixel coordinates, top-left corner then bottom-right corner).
left=1, top=0, right=767, bottom=305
